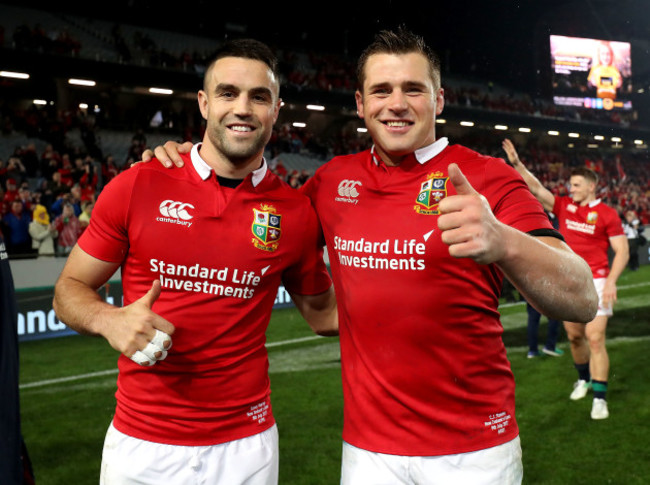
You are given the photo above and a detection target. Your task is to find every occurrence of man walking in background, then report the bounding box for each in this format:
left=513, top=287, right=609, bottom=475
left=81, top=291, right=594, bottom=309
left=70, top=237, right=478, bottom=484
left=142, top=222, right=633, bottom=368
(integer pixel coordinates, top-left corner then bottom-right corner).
left=503, top=138, right=628, bottom=420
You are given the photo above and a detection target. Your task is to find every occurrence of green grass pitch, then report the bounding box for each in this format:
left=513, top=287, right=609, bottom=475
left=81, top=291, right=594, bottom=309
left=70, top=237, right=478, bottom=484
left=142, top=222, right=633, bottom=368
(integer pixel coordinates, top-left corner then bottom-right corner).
left=18, top=265, right=650, bottom=484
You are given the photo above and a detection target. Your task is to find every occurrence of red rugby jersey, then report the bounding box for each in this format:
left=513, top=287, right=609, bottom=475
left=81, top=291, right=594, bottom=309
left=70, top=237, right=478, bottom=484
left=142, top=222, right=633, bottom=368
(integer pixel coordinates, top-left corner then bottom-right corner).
left=553, top=196, right=625, bottom=278
left=78, top=145, right=331, bottom=445
left=302, top=138, right=553, bottom=456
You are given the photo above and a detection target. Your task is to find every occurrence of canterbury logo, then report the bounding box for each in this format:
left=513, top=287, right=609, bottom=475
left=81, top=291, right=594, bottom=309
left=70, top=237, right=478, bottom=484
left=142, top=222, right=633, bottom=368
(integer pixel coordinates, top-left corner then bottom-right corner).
left=337, top=180, right=362, bottom=198
left=157, top=200, right=195, bottom=228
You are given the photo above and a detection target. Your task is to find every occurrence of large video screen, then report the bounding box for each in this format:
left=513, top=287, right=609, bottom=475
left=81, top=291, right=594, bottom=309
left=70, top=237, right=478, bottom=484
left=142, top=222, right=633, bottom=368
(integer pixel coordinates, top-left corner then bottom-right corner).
left=550, top=35, right=632, bottom=111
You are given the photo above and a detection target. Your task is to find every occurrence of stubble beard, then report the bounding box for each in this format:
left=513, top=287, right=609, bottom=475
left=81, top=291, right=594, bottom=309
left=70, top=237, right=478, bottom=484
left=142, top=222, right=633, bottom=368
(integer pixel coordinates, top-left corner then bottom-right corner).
left=208, top=123, right=269, bottom=166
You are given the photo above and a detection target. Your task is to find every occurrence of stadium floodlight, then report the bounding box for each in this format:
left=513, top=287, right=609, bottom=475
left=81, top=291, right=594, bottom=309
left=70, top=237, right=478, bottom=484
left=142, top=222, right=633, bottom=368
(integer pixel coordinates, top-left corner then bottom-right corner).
left=306, top=104, right=325, bottom=111
left=460, top=121, right=474, bottom=127
left=587, top=144, right=599, bottom=148
left=149, top=87, right=173, bottom=95
left=547, top=130, right=560, bottom=136
left=357, top=127, right=368, bottom=133
left=435, top=118, right=446, bottom=124
left=594, top=135, right=605, bottom=140
left=611, top=137, right=622, bottom=142
left=0, top=70, right=29, bottom=79
left=33, top=99, right=47, bottom=105
left=568, top=133, right=580, bottom=138
left=292, top=122, right=306, bottom=128
left=494, top=125, right=508, bottom=130
left=634, top=139, right=644, bottom=145
left=79, top=103, right=88, bottom=109
left=69, top=78, right=96, bottom=86
left=518, top=127, right=531, bottom=133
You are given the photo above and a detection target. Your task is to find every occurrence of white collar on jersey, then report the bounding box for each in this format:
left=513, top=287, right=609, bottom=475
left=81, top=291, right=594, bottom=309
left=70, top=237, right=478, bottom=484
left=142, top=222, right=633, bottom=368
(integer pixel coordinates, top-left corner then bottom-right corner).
left=589, top=198, right=602, bottom=207
left=371, top=137, right=449, bottom=165
left=190, top=143, right=267, bottom=187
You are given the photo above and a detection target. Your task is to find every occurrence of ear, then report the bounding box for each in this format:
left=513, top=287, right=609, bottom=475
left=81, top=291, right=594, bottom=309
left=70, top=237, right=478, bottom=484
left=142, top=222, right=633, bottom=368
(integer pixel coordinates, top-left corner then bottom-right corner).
left=435, top=87, right=445, bottom=116
left=273, top=97, right=282, bottom=123
left=355, top=90, right=365, bottom=119
left=197, top=90, right=208, bottom=120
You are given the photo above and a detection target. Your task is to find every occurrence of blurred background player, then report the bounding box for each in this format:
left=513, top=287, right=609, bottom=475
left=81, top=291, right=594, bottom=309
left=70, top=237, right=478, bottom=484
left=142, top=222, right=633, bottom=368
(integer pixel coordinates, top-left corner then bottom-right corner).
left=150, top=27, right=598, bottom=484
left=52, top=39, right=336, bottom=485
left=503, top=138, right=628, bottom=420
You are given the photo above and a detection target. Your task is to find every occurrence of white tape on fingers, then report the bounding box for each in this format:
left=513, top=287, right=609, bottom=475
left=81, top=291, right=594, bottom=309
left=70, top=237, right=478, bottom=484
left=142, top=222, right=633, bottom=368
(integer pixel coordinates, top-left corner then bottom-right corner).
left=151, top=329, right=172, bottom=350
left=131, top=350, right=156, bottom=366
left=141, top=341, right=164, bottom=361
left=158, top=350, right=168, bottom=361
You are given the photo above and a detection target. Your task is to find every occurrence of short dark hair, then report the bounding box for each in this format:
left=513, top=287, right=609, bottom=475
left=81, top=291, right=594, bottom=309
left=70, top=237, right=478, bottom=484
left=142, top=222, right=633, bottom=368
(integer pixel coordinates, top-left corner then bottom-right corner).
left=570, top=166, right=599, bottom=185
left=203, top=38, right=279, bottom=91
left=356, top=25, right=441, bottom=92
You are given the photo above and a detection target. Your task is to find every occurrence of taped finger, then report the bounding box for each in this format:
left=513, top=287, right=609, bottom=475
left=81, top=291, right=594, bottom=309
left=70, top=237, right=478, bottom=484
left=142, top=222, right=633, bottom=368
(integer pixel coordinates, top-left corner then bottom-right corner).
left=151, top=329, right=172, bottom=350
left=130, top=350, right=156, bottom=366
left=141, top=341, right=164, bottom=361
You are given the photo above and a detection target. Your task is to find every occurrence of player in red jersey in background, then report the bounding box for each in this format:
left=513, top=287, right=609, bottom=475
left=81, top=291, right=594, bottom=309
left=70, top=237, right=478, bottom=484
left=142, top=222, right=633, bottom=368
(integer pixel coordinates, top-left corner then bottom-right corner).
left=503, top=138, right=628, bottom=421
left=52, top=39, right=337, bottom=485
left=149, top=27, right=597, bottom=484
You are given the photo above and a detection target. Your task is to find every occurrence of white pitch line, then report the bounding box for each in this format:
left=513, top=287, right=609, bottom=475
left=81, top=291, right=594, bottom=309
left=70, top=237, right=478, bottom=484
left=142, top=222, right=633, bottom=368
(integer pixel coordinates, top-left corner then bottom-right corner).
left=19, top=335, right=327, bottom=390
left=19, top=369, right=119, bottom=389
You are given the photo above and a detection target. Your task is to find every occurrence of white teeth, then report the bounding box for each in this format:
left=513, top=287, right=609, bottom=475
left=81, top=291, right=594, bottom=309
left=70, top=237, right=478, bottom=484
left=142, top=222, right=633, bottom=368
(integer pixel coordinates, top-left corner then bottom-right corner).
left=230, top=125, right=253, bottom=132
left=386, top=121, right=409, bottom=127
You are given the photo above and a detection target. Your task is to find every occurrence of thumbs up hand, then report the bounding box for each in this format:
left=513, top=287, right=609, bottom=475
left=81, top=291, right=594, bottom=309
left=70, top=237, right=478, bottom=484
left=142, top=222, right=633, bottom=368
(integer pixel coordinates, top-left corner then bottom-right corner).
left=437, top=163, right=507, bottom=265
left=104, top=280, right=175, bottom=366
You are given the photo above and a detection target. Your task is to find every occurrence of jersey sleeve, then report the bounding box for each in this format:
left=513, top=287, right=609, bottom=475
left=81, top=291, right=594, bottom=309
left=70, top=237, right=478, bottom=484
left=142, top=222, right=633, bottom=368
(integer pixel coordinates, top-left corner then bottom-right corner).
left=77, top=168, right=137, bottom=262
left=281, top=199, right=331, bottom=296
left=484, top=158, right=554, bottom=233
left=605, top=208, right=625, bottom=238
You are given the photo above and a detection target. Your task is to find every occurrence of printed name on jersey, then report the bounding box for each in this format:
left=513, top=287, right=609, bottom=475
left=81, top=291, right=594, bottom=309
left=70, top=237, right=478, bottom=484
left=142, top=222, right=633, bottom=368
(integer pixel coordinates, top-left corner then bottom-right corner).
left=157, top=199, right=195, bottom=228
left=414, top=171, right=448, bottom=215
left=335, top=179, right=362, bottom=204
left=483, top=411, right=512, bottom=435
left=251, top=204, right=281, bottom=251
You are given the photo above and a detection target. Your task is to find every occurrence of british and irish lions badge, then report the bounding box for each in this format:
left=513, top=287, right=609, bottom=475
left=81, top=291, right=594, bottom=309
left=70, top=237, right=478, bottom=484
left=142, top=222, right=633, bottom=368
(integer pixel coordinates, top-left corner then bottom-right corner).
left=251, top=204, right=282, bottom=251
left=414, top=171, right=449, bottom=215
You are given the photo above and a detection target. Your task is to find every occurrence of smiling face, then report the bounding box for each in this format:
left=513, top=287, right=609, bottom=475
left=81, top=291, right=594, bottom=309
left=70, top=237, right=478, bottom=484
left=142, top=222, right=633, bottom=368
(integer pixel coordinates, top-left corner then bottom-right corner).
left=355, top=52, right=444, bottom=166
left=198, top=56, right=281, bottom=171
left=569, top=175, right=596, bottom=205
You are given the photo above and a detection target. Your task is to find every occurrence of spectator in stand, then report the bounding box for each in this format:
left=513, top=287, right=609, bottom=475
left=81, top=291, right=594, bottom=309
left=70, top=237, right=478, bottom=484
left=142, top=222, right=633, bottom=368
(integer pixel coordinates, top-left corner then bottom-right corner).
left=3, top=178, right=19, bottom=204
left=5, top=158, right=26, bottom=185
left=51, top=185, right=82, bottom=218
left=623, top=210, right=643, bottom=271
left=53, top=202, right=82, bottom=256
left=78, top=200, right=93, bottom=230
left=1, top=200, right=32, bottom=256
left=29, top=204, right=57, bottom=256
left=57, top=154, right=74, bottom=186
left=39, top=144, right=62, bottom=180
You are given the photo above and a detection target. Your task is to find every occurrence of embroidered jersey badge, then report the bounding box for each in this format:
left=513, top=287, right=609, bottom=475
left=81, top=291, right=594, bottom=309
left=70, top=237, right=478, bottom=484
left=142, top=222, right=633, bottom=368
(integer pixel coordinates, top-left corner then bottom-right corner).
left=252, top=204, right=281, bottom=251
left=414, top=171, right=448, bottom=215
left=586, top=211, right=599, bottom=225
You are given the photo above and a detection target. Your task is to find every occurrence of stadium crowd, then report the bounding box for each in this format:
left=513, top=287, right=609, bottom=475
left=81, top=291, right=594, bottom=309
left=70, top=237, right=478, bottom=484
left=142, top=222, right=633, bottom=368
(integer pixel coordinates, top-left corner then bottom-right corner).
left=1, top=14, right=648, bottom=258
left=1, top=111, right=648, bottom=260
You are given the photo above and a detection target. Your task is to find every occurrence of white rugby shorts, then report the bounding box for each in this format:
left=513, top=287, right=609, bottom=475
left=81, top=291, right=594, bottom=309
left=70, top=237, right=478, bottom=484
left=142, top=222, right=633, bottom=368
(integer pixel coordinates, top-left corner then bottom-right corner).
left=341, top=436, right=523, bottom=485
left=594, top=277, right=614, bottom=317
left=100, top=422, right=279, bottom=485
